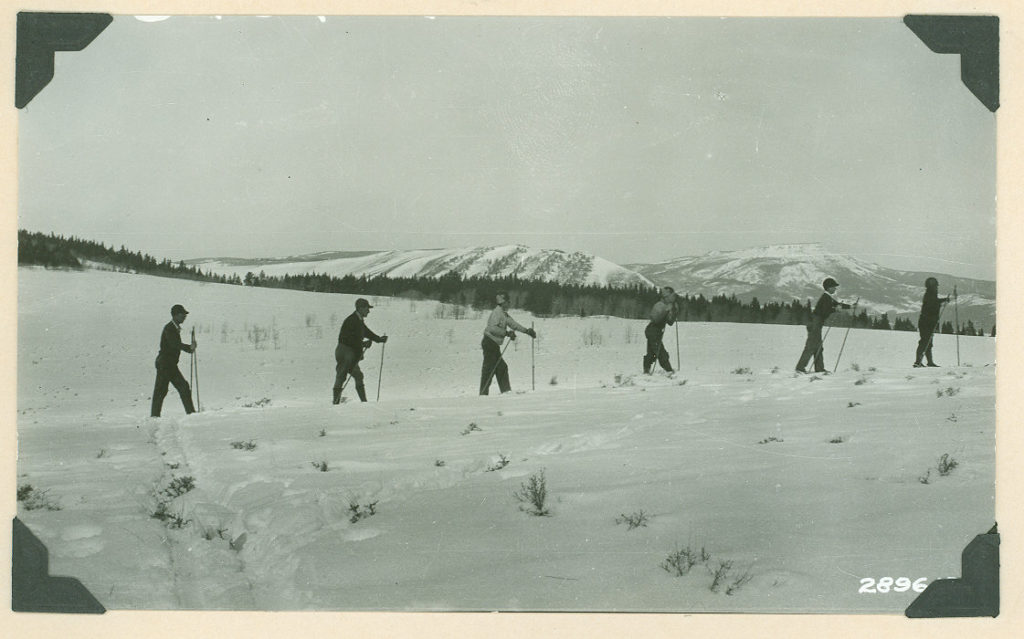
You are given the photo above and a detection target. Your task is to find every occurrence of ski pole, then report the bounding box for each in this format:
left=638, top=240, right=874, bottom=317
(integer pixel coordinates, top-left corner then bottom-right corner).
left=192, top=327, right=201, bottom=412
left=954, top=285, right=960, bottom=366
left=674, top=322, right=680, bottom=371
left=833, top=298, right=860, bottom=373
left=483, top=337, right=514, bottom=393
left=376, top=339, right=386, bottom=402
left=531, top=322, right=535, bottom=391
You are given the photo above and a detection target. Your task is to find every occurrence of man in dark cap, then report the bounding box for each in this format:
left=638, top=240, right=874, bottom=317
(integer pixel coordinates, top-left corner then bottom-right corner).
left=333, top=298, right=388, bottom=404
left=151, top=304, right=197, bottom=417
left=795, top=278, right=853, bottom=374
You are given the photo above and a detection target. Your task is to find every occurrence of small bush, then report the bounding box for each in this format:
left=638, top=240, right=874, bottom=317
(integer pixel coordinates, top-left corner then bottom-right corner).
left=854, top=376, right=869, bottom=386
left=849, top=363, right=861, bottom=372
left=434, top=459, right=446, bottom=467
left=549, top=376, right=558, bottom=386
left=661, top=544, right=710, bottom=577
left=161, top=476, right=195, bottom=498
left=513, top=470, right=550, bottom=516
left=485, top=454, right=511, bottom=472
left=319, top=429, right=327, bottom=437
left=311, top=461, right=329, bottom=472
left=936, top=387, right=960, bottom=398
left=731, top=367, right=752, bottom=375
left=709, top=560, right=734, bottom=593
left=757, top=436, right=783, bottom=444
left=348, top=500, right=378, bottom=523
left=918, top=469, right=932, bottom=485
left=615, top=510, right=650, bottom=530
left=770, top=366, right=780, bottom=374
left=829, top=436, right=846, bottom=444
left=726, top=566, right=754, bottom=595
left=847, top=402, right=861, bottom=408
left=581, top=326, right=603, bottom=347
left=230, top=440, right=257, bottom=451
left=17, top=484, right=62, bottom=511
left=461, top=423, right=482, bottom=436
left=244, top=397, right=272, bottom=408
left=937, top=453, right=959, bottom=476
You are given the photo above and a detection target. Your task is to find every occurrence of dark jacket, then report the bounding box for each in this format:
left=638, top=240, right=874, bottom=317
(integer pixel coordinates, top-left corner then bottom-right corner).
left=810, top=293, right=851, bottom=326
left=919, top=289, right=946, bottom=326
left=338, top=311, right=383, bottom=358
left=155, top=321, right=193, bottom=370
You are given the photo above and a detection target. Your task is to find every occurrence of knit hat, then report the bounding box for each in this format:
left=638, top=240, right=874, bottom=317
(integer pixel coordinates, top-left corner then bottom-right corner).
left=822, top=278, right=839, bottom=290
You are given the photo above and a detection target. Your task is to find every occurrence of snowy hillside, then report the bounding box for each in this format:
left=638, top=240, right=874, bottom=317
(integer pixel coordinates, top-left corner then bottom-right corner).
left=628, top=244, right=996, bottom=330
left=191, top=245, right=654, bottom=289
left=16, top=267, right=995, bottom=613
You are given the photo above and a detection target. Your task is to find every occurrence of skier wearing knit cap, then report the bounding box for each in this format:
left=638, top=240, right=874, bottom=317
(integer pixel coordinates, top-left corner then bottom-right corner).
left=795, top=278, right=853, bottom=374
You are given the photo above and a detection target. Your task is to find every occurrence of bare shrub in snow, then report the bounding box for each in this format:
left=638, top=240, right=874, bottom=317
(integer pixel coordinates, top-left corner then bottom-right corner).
left=581, top=326, right=603, bottom=347
left=847, top=402, right=861, bottom=408
left=757, top=436, right=783, bottom=444
left=311, top=461, right=329, bottom=472
left=854, top=376, right=870, bottom=386
left=514, top=470, right=550, bottom=516
left=726, top=566, right=754, bottom=595
left=732, top=367, right=752, bottom=375
left=937, top=453, right=959, bottom=476
left=348, top=500, right=378, bottom=523
left=709, top=560, right=734, bottom=593
left=161, top=476, right=195, bottom=498
left=615, top=510, right=650, bottom=530
left=918, top=469, right=932, bottom=485
left=17, top=484, right=61, bottom=511
left=230, top=440, right=257, bottom=451
left=460, top=422, right=481, bottom=435
left=661, top=544, right=710, bottom=576
left=485, top=454, right=510, bottom=472
left=829, top=436, right=846, bottom=444
left=550, top=376, right=558, bottom=386
left=434, top=459, right=446, bottom=467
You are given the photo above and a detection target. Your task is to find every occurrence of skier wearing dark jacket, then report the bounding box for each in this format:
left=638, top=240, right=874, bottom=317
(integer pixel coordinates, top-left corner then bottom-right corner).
left=914, top=277, right=950, bottom=367
left=643, top=287, right=679, bottom=374
left=333, top=298, right=387, bottom=403
left=796, top=278, right=852, bottom=374
left=151, top=304, right=196, bottom=417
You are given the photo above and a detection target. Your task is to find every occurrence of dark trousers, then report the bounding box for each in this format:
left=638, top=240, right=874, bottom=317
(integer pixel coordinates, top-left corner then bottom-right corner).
left=151, top=365, right=195, bottom=417
left=643, top=323, right=673, bottom=373
left=796, top=321, right=826, bottom=372
left=916, top=322, right=937, bottom=365
left=333, top=344, right=367, bottom=403
left=480, top=337, right=510, bottom=395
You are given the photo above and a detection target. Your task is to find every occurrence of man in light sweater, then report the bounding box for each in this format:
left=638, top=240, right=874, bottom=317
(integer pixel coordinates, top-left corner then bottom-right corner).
left=480, top=291, right=536, bottom=395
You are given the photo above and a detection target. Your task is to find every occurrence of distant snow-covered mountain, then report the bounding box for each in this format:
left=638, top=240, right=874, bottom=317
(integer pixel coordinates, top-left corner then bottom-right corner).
left=189, top=245, right=655, bottom=289
left=627, top=243, right=996, bottom=330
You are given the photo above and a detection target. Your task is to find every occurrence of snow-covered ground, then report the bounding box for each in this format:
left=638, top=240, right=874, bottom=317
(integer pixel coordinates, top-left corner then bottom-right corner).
left=15, top=267, right=995, bottom=613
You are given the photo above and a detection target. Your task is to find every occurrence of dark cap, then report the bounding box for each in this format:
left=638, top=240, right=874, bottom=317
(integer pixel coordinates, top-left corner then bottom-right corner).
left=822, top=278, right=839, bottom=290
left=355, top=298, right=373, bottom=309
left=171, top=304, right=189, bottom=315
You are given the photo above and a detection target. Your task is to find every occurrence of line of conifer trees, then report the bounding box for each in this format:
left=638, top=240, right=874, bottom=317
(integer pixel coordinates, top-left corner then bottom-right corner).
left=18, top=229, right=992, bottom=335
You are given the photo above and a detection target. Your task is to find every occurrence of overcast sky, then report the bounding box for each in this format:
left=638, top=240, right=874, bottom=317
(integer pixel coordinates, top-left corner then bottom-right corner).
left=17, top=15, right=996, bottom=279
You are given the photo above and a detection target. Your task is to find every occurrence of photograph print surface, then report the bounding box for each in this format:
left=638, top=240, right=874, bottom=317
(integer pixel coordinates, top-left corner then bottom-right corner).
left=14, top=12, right=997, bottom=614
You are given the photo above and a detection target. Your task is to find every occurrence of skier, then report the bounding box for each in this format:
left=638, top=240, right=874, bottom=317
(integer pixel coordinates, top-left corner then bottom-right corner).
left=333, top=298, right=388, bottom=404
left=795, top=278, right=853, bottom=374
left=151, top=304, right=197, bottom=417
left=914, top=277, right=951, bottom=368
left=643, top=286, right=679, bottom=375
left=480, top=291, right=536, bottom=395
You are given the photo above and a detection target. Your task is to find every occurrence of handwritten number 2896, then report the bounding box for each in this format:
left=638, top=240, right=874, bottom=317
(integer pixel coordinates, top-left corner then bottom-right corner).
left=859, top=577, right=928, bottom=593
